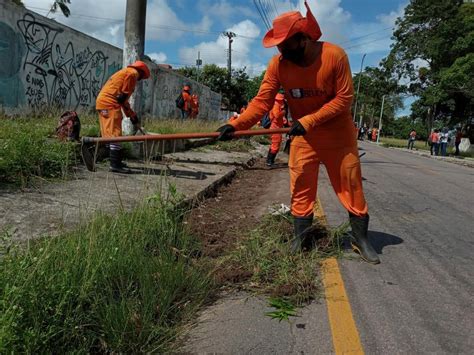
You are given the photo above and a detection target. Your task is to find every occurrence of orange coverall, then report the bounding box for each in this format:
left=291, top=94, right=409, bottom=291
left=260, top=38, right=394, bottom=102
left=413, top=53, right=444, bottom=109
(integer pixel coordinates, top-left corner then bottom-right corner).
left=269, top=95, right=286, bottom=154
left=96, top=67, right=139, bottom=137
left=182, top=90, right=193, bottom=116
left=190, top=94, right=199, bottom=119
left=229, top=42, right=368, bottom=218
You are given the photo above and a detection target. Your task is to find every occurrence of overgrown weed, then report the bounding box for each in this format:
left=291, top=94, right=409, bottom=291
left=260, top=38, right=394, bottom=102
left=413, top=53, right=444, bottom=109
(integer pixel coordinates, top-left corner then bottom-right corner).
left=0, top=192, right=210, bottom=353
left=214, top=213, right=344, bottom=305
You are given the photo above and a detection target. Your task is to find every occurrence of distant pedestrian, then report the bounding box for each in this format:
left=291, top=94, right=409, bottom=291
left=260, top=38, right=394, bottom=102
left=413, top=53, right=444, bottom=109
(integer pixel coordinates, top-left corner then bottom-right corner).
left=407, top=129, right=416, bottom=150
left=455, top=127, right=462, bottom=156
left=371, top=127, right=378, bottom=142
left=358, top=124, right=366, bottom=141
left=439, top=128, right=449, bottom=156
left=190, top=94, right=199, bottom=119
left=431, top=129, right=440, bottom=156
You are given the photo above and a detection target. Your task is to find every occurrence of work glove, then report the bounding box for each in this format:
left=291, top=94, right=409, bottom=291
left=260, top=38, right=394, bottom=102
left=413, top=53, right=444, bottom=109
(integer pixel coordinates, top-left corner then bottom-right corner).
left=288, top=120, right=307, bottom=136
left=216, top=124, right=235, bottom=141
left=116, top=92, right=128, bottom=104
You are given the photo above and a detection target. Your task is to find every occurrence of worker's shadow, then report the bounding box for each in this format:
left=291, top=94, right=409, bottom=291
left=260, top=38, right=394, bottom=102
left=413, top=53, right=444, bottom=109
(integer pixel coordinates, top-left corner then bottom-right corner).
left=343, top=231, right=404, bottom=254
left=129, top=167, right=215, bottom=180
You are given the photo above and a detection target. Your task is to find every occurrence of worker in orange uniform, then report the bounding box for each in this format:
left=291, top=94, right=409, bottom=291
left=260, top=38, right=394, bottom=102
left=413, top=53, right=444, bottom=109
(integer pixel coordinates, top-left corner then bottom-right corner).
left=371, top=127, right=378, bottom=141
left=266, top=93, right=287, bottom=166
left=216, top=1, right=379, bottom=264
left=190, top=94, right=199, bottom=119
left=180, top=84, right=193, bottom=119
left=96, top=60, right=150, bottom=173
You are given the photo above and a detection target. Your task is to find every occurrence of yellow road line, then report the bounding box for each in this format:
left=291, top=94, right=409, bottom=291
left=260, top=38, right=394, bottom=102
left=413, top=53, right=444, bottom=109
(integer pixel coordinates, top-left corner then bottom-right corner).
left=315, top=198, right=364, bottom=355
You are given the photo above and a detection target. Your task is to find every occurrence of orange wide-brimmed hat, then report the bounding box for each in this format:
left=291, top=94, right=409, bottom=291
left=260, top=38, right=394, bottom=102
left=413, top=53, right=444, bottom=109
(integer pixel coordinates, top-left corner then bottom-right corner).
left=262, top=1, right=322, bottom=48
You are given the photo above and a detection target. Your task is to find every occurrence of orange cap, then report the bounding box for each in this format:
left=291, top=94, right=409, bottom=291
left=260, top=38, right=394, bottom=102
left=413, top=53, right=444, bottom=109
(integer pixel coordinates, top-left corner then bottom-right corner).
left=128, top=60, right=150, bottom=79
left=262, top=1, right=322, bottom=48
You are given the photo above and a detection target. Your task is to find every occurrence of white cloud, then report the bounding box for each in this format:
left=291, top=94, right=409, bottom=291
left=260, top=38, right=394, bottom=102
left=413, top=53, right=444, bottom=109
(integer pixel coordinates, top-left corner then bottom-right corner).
left=146, top=0, right=213, bottom=41
left=197, top=0, right=259, bottom=24
left=179, top=20, right=264, bottom=76
left=23, top=0, right=213, bottom=47
left=147, top=52, right=167, bottom=63
left=297, top=0, right=351, bottom=43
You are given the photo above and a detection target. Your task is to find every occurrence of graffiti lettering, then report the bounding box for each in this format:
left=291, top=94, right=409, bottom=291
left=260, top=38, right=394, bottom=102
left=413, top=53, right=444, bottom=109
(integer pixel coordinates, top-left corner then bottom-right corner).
left=16, top=13, right=120, bottom=110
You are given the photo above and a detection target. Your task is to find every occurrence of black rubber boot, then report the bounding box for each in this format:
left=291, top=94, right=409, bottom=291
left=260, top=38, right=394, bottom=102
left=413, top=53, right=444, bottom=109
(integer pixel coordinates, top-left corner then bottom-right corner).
left=349, top=213, right=380, bottom=264
left=109, top=149, right=131, bottom=174
left=266, top=151, right=277, bottom=166
left=291, top=215, right=313, bottom=253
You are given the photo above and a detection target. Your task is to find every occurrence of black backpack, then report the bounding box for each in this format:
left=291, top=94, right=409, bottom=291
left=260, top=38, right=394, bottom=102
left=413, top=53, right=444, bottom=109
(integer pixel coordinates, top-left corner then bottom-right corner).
left=175, top=93, right=185, bottom=109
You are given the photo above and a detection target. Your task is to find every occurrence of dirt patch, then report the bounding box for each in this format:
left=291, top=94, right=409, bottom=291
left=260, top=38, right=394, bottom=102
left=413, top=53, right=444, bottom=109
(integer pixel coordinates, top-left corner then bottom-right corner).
left=186, top=159, right=290, bottom=258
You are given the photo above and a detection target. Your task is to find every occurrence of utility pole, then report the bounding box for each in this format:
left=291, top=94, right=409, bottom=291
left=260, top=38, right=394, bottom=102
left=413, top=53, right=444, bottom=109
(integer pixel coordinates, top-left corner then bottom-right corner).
left=222, top=31, right=236, bottom=82
left=196, top=51, right=202, bottom=82
left=353, top=53, right=366, bottom=122
left=377, top=95, right=386, bottom=144
left=123, top=0, right=147, bottom=116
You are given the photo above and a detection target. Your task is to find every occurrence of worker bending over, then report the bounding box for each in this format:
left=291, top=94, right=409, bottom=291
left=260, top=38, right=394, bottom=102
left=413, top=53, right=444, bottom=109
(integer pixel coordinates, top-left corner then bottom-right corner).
left=96, top=60, right=150, bottom=173
left=216, top=1, right=379, bottom=264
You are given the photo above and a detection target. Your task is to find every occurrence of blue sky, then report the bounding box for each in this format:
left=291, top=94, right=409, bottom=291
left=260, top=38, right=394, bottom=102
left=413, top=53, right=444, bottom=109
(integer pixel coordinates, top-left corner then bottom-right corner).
left=24, top=0, right=412, bottom=114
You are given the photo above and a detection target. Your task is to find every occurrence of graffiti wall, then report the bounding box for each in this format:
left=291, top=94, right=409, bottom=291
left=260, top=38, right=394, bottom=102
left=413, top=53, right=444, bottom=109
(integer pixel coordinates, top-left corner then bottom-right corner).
left=147, top=66, right=222, bottom=120
left=0, top=1, right=122, bottom=112
left=0, top=1, right=221, bottom=119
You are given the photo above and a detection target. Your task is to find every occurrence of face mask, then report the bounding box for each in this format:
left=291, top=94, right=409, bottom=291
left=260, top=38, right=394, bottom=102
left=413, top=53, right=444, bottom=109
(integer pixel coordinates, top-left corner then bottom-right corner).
left=281, top=42, right=306, bottom=63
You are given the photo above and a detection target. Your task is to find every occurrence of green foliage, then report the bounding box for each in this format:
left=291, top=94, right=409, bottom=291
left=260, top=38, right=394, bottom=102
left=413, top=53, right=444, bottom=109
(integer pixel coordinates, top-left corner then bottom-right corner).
left=0, top=119, right=77, bottom=187
left=0, top=196, right=210, bottom=353
left=383, top=0, right=474, bottom=128
left=383, top=116, right=429, bottom=140
left=176, top=64, right=265, bottom=111
left=265, top=298, right=298, bottom=322
left=219, top=214, right=341, bottom=305
left=352, top=67, right=404, bottom=129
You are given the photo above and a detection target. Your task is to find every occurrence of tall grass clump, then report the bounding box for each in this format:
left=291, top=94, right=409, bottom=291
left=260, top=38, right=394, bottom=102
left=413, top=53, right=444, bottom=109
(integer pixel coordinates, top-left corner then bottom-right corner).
left=0, top=117, right=82, bottom=186
left=0, top=195, right=210, bottom=353
left=216, top=214, right=343, bottom=305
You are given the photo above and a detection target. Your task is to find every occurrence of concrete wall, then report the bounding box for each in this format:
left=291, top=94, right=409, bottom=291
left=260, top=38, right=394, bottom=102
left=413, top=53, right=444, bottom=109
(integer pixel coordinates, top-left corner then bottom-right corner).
left=0, top=0, right=221, bottom=119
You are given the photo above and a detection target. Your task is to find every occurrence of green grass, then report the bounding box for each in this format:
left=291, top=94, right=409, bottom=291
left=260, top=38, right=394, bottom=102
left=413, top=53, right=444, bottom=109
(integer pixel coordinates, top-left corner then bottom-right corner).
left=0, top=114, right=225, bottom=187
left=143, top=118, right=221, bottom=134
left=380, top=137, right=474, bottom=158
left=0, top=192, right=210, bottom=353
left=205, top=138, right=255, bottom=153
left=214, top=214, right=343, bottom=305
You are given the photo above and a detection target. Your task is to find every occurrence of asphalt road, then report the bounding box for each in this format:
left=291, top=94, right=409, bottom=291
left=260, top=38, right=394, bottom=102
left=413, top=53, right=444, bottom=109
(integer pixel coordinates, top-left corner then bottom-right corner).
left=318, top=142, right=474, bottom=354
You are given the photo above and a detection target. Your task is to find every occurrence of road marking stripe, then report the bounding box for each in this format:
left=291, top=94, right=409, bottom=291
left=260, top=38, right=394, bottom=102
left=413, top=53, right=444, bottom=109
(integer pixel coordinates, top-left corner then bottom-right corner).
left=315, top=198, right=364, bottom=355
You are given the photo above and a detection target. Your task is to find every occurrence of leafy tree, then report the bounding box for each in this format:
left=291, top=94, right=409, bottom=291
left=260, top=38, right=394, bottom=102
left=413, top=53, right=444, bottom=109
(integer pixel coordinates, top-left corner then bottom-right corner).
left=352, top=67, right=403, bottom=131
left=176, top=64, right=265, bottom=111
left=383, top=0, right=473, bottom=136
left=11, top=0, right=24, bottom=6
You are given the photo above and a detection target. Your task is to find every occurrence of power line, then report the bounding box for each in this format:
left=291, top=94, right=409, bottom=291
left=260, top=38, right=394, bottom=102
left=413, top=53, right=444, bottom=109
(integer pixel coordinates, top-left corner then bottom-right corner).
left=25, top=5, right=259, bottom=40
left=339, top=26, right=394, bottom=45
left=344, top=35, right=392, bottom=50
